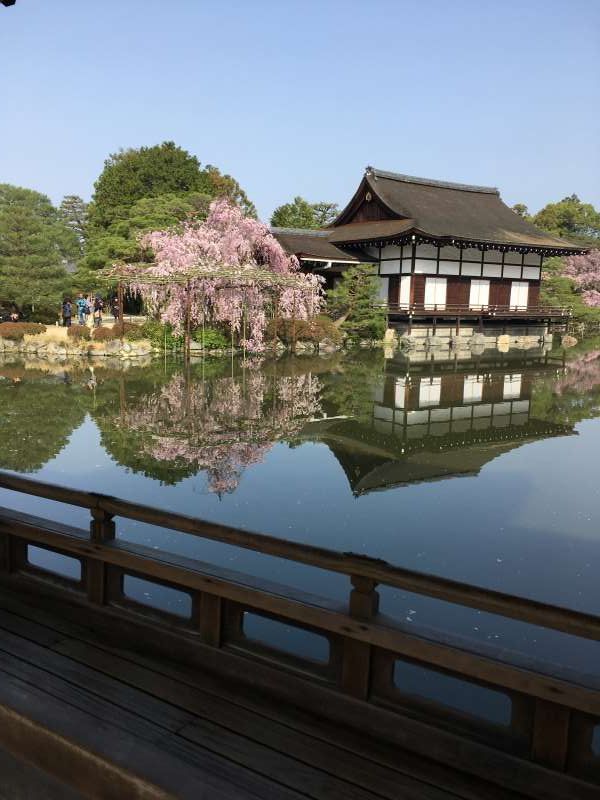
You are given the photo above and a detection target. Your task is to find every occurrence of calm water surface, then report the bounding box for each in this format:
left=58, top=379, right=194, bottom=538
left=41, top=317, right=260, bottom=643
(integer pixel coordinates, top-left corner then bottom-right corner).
left=1, top=341, right=599, bottom=681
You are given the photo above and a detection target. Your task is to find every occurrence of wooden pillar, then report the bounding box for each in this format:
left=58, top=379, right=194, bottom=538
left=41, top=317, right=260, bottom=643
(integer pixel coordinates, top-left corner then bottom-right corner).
left=88, top=508, right=115, bottom=605
left=341, top=576, right=379, bottom=700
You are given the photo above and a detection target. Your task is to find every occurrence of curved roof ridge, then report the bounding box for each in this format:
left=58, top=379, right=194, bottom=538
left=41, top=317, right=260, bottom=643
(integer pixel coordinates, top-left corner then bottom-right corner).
left=269, top=226, right=330, bottom=237
left=366, top=166, right=499, bottom=195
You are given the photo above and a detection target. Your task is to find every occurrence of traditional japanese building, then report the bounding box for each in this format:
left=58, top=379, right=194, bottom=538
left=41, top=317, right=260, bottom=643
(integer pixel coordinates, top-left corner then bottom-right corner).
left=273, top=167, right=586, bottom=327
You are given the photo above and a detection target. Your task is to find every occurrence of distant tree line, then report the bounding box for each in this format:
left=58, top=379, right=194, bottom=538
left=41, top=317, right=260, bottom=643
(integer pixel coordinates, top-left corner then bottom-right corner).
left=0, top=141, right=257, bottom=319
left=1, top=142, right=599, bottom=323
left=511, top=195, right=600, bottom=247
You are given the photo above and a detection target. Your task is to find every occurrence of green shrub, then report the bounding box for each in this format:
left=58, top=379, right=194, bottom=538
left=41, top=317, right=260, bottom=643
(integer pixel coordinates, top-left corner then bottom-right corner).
left=267, top=315, right=343, bottom=345
left=0, top=322, right=47, bottom=340
left=92, top=326, right=117, bottom=341
left=140, top=319, right=184, bottom=349
left=92, top=322, right=144, bottom=341
left=67, top=325, right=91, bottom=341
left=191, top=326, right=230, bottom=349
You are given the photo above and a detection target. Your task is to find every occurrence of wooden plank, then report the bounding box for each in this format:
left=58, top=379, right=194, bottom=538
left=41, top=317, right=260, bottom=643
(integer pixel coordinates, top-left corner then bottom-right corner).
left=54, top=638, right=459, bottom=800
left=0, top=593, right=517, bottom=800
left=0, top=634, right=308, bottom=800
left=0, top=744, right=83, bottom=800
left=0, top=671, right=262, bottom=800
left=0, top=621, right=384, bottom=800
left=5, top=583, right=594, bottom=800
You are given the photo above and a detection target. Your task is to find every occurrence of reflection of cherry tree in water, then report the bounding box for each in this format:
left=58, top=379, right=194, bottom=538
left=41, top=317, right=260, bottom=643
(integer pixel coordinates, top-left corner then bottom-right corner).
left=116, top=369, right=321, bottom=493
left=556, top=349, right=600, bottom=396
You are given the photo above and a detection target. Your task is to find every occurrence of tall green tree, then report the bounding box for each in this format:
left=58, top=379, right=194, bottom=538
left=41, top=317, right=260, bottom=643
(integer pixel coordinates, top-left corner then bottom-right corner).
left=0, top=184, right=71, bottom=310
left=84, top=141, right=256, bottom=270
left=532, top=194, right=600, bottom=244
left=271, top=196, right=339, bottom=229
left=511, top=203, right=529, bottom=218
left=59, top=194, right=88, bottom=257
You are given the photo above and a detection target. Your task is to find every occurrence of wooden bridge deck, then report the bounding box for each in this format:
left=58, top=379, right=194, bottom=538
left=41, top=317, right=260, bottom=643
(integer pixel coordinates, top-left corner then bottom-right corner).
left=0, top=471, right=598, bottom=799
left=0, top=585, right=518, bottom=800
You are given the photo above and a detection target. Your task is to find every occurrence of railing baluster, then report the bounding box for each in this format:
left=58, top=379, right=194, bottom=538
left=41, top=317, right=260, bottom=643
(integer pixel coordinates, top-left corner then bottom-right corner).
left=531, top=699, right=571, bottom=770
left=341, top=576, right=380, bottom=699
left=88, top=508, right=115, bottom=605
left=197, top=592, right=222, bottom=647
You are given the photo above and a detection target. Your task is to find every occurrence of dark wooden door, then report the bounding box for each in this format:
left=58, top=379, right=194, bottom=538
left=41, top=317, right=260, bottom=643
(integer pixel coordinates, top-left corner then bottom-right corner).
left=388, top=276, right=399, bottom=305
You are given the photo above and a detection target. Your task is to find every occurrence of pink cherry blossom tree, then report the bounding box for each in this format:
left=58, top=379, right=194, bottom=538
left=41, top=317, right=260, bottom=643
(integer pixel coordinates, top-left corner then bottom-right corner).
left=563, top=249, right=600, bottom=307
left=111, top=199, right=324, bottom=351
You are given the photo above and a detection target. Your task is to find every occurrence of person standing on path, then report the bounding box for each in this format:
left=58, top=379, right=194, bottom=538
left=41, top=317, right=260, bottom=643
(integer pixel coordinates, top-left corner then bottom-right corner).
left=76, top=294, right=87, bottom=325
left=62, top=298, right=72, bottom=327
left=93, top=295, right=104, bottom=327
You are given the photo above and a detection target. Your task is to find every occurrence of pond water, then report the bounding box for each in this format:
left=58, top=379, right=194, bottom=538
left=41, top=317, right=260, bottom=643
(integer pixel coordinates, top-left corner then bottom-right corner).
left=1, top=340, right=599, bottom=683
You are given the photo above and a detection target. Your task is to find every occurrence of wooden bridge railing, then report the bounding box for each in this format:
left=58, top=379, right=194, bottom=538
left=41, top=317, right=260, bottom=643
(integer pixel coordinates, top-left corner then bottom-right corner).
left=0, top=470, right=598, bottom=799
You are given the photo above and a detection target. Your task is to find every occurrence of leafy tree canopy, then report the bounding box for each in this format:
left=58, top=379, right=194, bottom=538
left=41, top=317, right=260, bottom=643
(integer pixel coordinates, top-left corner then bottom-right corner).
left=84, top=142, right=256, bottom=270
left=511, top=203, right=529, bottom=218
left=271, top=196, right=339, bottom=229
left=0, top=184, right=72, bottom=310
left=534, top=195, right=600, bottom=243
left=515, top=194, right=600, bottom=246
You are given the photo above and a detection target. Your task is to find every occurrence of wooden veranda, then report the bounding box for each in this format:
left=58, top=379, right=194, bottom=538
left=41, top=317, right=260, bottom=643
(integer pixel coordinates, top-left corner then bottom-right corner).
left=0, top=471, right=598, bottom=799
left=382, top=303, right=571, bottom=334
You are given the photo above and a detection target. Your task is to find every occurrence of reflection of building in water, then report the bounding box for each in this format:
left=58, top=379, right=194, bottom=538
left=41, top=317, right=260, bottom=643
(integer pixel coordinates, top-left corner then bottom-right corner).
left=302, top=354, right=573, bottom=495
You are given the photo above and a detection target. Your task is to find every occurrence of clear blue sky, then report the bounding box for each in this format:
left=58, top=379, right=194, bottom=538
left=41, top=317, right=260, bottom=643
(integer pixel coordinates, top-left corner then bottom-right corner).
left=1, top=0, right=598, bottom=221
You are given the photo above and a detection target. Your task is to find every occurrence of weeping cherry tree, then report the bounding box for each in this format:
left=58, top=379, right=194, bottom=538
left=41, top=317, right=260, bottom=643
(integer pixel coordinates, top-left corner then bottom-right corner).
left=109, top=199, right=324, bottom=351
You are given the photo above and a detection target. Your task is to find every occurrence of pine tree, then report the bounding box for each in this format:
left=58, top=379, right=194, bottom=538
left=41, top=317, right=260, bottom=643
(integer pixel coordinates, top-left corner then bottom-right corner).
left=327, top=264, right=387, bottom=340
left=0, top=184, right=71, bottom=311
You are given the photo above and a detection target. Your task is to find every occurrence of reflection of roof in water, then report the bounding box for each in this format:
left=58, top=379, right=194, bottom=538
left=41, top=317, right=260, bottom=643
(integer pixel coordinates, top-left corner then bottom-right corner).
left=299, top=416, right=574, bottom=495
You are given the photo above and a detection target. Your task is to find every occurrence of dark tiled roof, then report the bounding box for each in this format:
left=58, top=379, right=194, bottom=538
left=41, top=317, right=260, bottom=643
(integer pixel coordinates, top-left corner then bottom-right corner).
left=329, top=219, right=415, bottom=244
left=271, top=227, right=366, bottom=262
left=332, top=168, right=586, bottom=253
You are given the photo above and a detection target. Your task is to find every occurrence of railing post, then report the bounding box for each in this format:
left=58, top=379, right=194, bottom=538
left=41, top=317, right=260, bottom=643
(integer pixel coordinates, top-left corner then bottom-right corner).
left=196, top=592, right=222, bottom=647
left=88, top=508, right=115, bottom=605
left=531, top=699, right=571, bottom=770
left=341, top=576, right=380, bottom=699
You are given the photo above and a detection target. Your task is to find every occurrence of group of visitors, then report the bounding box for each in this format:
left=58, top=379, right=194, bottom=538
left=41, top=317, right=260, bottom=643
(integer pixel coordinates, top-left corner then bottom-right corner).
left=61, top=294, right=120, bottom=327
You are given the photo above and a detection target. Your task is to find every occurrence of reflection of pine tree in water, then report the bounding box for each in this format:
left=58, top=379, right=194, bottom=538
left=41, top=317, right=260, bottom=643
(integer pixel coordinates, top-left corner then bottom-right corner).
left=111, top=370, right=322, bottom=492
left=0, top=372, right=86, bottom=472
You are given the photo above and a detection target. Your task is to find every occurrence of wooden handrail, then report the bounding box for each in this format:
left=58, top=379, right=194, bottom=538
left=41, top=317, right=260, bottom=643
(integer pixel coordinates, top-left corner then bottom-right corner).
left=1, top=470, right=599, bottom=642
left=379, top=303, right=571, bottom=315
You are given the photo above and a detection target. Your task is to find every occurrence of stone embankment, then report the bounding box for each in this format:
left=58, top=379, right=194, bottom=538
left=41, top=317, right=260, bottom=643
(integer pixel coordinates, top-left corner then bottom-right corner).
left=0, top=332, right=154, bottom=360
left=392, top=324, right=553, bottom=355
